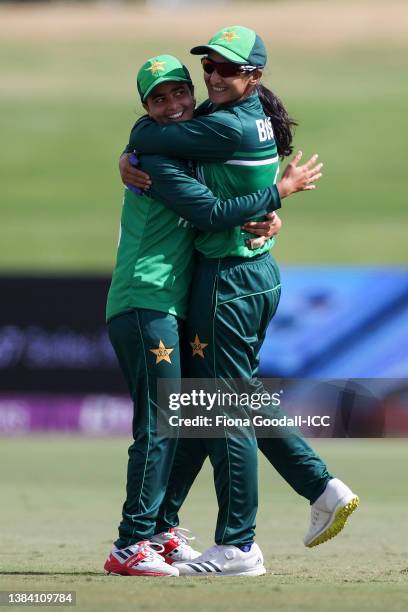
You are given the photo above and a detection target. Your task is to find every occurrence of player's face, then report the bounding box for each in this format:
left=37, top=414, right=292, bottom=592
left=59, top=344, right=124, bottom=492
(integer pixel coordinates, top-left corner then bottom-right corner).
left=144, top=82, right=195, bottom=124
left=203, top=52, right=260, bottom=106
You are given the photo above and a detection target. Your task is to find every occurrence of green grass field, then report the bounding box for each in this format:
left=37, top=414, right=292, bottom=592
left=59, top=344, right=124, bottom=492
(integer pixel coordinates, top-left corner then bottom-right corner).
left=0, top=438, right=407, bottom=611
left=0, top=1, right=407, bottom=271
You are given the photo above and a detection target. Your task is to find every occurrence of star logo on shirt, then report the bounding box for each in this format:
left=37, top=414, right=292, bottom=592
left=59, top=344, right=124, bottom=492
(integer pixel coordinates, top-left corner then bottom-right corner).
left=150, top=340, right=174, bottom=364
left=190, top=334, right=208, bottom=358
left=146, top=60, right=166, bottom=76
left=220, top=31, right=240, bottom=43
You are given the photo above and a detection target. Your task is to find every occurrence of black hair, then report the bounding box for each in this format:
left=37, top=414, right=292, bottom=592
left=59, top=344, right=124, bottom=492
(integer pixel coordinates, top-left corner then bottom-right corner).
left=256, top=84, right=297, bottom=158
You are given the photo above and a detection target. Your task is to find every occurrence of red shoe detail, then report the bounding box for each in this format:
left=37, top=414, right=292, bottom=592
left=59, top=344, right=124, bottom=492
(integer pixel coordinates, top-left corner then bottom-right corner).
left=104, top=543, right=173, bottom=577
left=158, top=528, right=183, bottom=565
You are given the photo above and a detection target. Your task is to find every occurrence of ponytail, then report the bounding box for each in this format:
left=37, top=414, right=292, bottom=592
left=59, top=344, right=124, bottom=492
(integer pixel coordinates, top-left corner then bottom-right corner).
left=256, top=84, right=297, bottom=158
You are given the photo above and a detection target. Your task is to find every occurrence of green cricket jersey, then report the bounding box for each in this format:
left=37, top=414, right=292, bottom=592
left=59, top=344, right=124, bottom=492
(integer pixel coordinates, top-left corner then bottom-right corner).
left=106, top=155, right=281, bottom=322
left=128, top=92, right=280, bottom=258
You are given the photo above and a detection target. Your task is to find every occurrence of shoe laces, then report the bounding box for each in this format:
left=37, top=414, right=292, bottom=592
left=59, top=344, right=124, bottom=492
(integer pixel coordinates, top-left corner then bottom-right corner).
left=135, top=540, right=165, bottom=562
left=173, top=527, right=196, bottom=543
left=162, top=527, right=196, bottom=548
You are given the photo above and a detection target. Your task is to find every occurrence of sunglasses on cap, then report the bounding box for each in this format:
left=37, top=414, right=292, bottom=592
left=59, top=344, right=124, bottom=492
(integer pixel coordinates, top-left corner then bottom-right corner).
left=201, top=57, right=258, bottom=78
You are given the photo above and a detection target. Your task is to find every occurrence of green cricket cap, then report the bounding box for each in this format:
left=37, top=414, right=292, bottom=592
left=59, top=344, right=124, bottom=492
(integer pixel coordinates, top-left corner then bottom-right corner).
left=137, top=54, right=192, bottom=102
left=190, top=25, right=267, bottom=66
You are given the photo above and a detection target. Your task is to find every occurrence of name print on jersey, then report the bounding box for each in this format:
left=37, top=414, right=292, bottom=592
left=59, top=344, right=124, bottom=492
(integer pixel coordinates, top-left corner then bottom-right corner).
left=256, top=117, right=274, bottom=142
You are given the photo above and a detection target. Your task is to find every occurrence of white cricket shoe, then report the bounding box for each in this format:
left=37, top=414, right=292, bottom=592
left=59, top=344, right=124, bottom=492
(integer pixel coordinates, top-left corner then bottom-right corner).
left=304, top=478, right=359, bottom=548
left=104, top=541, right=179, bottom=576
left=173, top=542, right=266, bottom=577
left=151, top=527, right=201, bottom=564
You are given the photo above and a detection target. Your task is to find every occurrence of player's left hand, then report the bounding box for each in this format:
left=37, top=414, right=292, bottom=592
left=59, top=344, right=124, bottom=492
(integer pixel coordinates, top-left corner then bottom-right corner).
left=242, top=211, right=282, bottom=237
left=277, top=151, right=323, bottom=198
left=242, top=212, right=282, bottom=249
left=119, top=153, right=152, bottom=190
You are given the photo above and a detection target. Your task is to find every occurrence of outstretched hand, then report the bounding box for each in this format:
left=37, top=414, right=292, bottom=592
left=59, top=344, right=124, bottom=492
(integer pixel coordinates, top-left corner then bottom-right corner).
left=277, top=151, right=323, bottom=199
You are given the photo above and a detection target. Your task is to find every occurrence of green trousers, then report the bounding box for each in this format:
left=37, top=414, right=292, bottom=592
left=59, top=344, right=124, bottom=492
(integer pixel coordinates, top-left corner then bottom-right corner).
left=108, top=309, right=183, bottom=548
left=156, top=253, right=332, bottom=545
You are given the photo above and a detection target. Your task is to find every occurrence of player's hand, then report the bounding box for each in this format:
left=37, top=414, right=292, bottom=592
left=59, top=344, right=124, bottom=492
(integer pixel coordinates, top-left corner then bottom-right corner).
left=119, top=153, right=152, bottom=190
left=277, top=151, right=323, bottom=199
left=242, top=211, right=282, bottom=237
left=243, top=212, right=282, bottom=249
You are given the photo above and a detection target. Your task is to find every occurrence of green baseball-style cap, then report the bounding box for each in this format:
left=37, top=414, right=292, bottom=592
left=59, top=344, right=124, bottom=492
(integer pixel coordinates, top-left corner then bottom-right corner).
left=137, top=54, right=192, bottom=102
left=190, top=25, right=267, bottom=66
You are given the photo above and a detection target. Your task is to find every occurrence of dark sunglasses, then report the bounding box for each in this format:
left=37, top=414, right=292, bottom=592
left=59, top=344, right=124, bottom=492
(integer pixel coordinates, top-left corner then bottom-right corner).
left=201, top=57, right=257, bottom=78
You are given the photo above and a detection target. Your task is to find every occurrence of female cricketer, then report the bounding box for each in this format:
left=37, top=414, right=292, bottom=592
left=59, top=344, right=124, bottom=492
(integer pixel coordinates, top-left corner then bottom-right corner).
left=121, top=26, right=359, bottom=577
left=103, top=53, right=318, bottom=577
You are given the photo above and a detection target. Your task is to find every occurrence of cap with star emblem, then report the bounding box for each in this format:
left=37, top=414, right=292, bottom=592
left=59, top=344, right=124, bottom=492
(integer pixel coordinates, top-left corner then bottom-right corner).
left=137, top=54, right=193, bottom=102
left=190, top=25, right=267, bottom=67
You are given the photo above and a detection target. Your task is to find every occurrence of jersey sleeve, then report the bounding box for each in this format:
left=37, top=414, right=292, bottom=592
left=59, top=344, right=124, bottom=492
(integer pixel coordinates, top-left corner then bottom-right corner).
left=139, top=155, right=281, bottom=232
left=121, top=103, right=215, bottom=155
left=127, top=112, right=243, bottom=161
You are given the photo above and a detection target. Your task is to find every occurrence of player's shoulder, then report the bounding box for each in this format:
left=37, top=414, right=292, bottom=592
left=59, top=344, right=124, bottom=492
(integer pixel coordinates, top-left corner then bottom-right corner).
left=230, top=92, right=264, bottom=117
left=194, top=108, right=243, bottom=148
left=128, top=115, right=150, bottom=138
left=194, top=98, right=241, bottom=125
left=204, top=105, right=242, bottom=125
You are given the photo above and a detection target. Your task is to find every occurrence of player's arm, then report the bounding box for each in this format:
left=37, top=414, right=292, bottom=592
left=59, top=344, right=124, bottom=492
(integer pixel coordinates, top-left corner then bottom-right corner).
left=139, top=155, right=281, bottom=232
left=121, top=150, right=323, bottom=204
left=119, top=108, right=237, bottom=188
left=127, top=111, right=242, bottom=161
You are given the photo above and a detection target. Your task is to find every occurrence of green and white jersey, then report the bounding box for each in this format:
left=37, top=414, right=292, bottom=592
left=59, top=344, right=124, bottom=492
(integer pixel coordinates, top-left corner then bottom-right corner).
left=128, top=92, right=280, bottom=258
left=106, top=186, right=195, bottom=323
left=106, top=154, right=280, bottom=322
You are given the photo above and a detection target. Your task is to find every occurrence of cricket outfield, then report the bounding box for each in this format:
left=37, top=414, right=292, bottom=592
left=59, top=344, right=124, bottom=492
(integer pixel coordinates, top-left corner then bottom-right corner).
left=0, top=438, right=407, bottom=611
